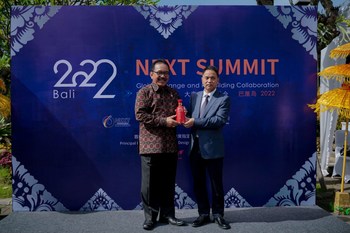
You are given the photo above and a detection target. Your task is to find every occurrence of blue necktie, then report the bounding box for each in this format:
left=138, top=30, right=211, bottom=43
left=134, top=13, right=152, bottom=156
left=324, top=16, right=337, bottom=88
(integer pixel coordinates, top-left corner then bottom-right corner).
left=200, top=95, right=209, bottom=118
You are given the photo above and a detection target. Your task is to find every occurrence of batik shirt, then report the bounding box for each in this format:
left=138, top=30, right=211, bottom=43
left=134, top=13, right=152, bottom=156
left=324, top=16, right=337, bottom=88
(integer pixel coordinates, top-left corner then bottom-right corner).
left=135, top=83, right=180, bottom=154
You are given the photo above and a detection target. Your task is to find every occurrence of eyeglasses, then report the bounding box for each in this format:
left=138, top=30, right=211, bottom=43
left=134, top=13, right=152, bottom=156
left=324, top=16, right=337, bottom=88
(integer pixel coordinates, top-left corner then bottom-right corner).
left=152, top=70, right=170, bottom=77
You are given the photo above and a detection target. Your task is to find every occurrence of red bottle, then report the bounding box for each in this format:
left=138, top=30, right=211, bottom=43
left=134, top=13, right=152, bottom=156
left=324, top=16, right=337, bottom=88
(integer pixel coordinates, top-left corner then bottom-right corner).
left=176, top=99, right=185, bottom=123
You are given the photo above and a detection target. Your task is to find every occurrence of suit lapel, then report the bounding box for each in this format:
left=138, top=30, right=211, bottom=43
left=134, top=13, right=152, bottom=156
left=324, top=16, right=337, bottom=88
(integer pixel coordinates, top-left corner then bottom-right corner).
left=202, top=93, right=216, bottom=118
left=194, top=91, right=203, bottom=118
left=201, top=91, right=220, bottom=118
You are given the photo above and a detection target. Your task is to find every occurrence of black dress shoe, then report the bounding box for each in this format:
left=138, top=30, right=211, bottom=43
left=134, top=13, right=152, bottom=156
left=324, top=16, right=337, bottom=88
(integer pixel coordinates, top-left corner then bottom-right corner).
left=192, top=215, right=211, bottom=227
left=165, top=217, right=186, bottom=226
left=214, top=216, right=231, bottom=230
left=143, top=220, right=155, bottom=230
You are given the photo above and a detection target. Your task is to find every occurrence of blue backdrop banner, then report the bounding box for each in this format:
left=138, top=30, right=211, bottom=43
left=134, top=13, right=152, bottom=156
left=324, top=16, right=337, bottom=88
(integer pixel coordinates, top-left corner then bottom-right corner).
left=11, top=5, right=317, bottom=211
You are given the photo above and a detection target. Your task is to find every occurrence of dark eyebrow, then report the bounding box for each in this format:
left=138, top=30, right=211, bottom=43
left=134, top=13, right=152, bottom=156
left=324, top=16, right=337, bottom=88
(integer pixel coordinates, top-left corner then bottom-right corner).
left=203, top=75, right=217, bottom=79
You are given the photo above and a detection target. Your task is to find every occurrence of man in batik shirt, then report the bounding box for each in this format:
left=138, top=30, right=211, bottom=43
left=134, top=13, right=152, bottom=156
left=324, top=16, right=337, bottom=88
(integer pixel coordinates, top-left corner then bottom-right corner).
left=135, top=59, right=185, bottom=230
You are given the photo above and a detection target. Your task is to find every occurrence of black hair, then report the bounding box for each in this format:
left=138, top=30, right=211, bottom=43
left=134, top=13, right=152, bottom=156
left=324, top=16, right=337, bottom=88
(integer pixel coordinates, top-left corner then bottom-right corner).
left=203, top=65, right=219, bottom=77
left=151, top=59, right=170, bottom=71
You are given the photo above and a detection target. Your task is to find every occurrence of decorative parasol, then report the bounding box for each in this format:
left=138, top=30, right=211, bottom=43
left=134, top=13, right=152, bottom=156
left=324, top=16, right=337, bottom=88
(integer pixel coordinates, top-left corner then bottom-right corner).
left=313, top=83, right=350, bottom=193
left=312, top=42, right=350, bottom=194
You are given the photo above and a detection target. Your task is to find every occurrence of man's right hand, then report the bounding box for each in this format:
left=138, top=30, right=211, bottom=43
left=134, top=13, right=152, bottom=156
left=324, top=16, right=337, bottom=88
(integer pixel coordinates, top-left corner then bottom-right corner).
left=183, top=118, right=194, bottom=128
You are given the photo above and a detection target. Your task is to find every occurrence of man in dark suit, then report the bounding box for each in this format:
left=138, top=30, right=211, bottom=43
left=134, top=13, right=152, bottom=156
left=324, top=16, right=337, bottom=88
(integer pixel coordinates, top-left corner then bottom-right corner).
left=184, top=65, right=231, bottom=230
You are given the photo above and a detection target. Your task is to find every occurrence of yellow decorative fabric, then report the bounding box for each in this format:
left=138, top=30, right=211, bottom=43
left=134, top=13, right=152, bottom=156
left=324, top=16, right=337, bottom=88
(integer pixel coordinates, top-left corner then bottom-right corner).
left=330, top=42, right=350, bottom=59
left=318, top=64, right=350, bottom=82
left=310, top=83, right=350, bottom=118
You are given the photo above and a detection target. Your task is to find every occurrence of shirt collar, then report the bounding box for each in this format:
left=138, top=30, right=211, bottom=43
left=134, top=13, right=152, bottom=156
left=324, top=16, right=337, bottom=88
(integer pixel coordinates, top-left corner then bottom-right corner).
left=151, top=83, right=166, bottom=92
left=203, top=89, right=216, bottom=98
left=150, top=83, right=158, bottom=91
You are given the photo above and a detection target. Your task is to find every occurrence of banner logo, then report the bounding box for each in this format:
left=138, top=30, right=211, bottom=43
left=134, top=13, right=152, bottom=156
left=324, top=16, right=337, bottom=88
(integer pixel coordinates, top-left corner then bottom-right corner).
left=102, top=115, right=131, bottom=128
left=53, top=59, right=117, bottom=99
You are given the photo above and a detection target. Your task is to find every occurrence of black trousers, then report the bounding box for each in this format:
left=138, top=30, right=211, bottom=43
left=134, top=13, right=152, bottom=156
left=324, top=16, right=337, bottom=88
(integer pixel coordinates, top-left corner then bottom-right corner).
left=141, top=153, right=178, bottom=221
left=190, top=138, right=224, bottom=217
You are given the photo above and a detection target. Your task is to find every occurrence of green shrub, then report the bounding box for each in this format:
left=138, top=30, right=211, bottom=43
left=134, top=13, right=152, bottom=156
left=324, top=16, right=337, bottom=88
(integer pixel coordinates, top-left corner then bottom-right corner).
left=0, top=166, right=11, bottom=198
left=0, top=167, right=11, bottom=185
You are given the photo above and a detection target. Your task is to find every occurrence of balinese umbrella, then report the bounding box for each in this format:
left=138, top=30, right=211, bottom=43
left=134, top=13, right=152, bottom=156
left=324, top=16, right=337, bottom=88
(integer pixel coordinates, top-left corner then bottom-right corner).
left=313, top=82, right=350, bottom=192
left=328, top=42, right=350, bottom=193
left=312, top=42, right=350, bottom=211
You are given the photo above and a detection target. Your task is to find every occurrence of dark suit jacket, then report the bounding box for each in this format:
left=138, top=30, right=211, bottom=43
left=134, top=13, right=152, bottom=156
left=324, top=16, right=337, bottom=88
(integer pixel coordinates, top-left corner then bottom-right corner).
left=188, top=90, right=230, bottom=159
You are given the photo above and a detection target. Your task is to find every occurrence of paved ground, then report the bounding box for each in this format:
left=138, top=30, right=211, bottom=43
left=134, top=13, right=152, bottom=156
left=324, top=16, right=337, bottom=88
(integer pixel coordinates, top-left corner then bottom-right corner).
left=1, top=206, right=350, bottom=233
